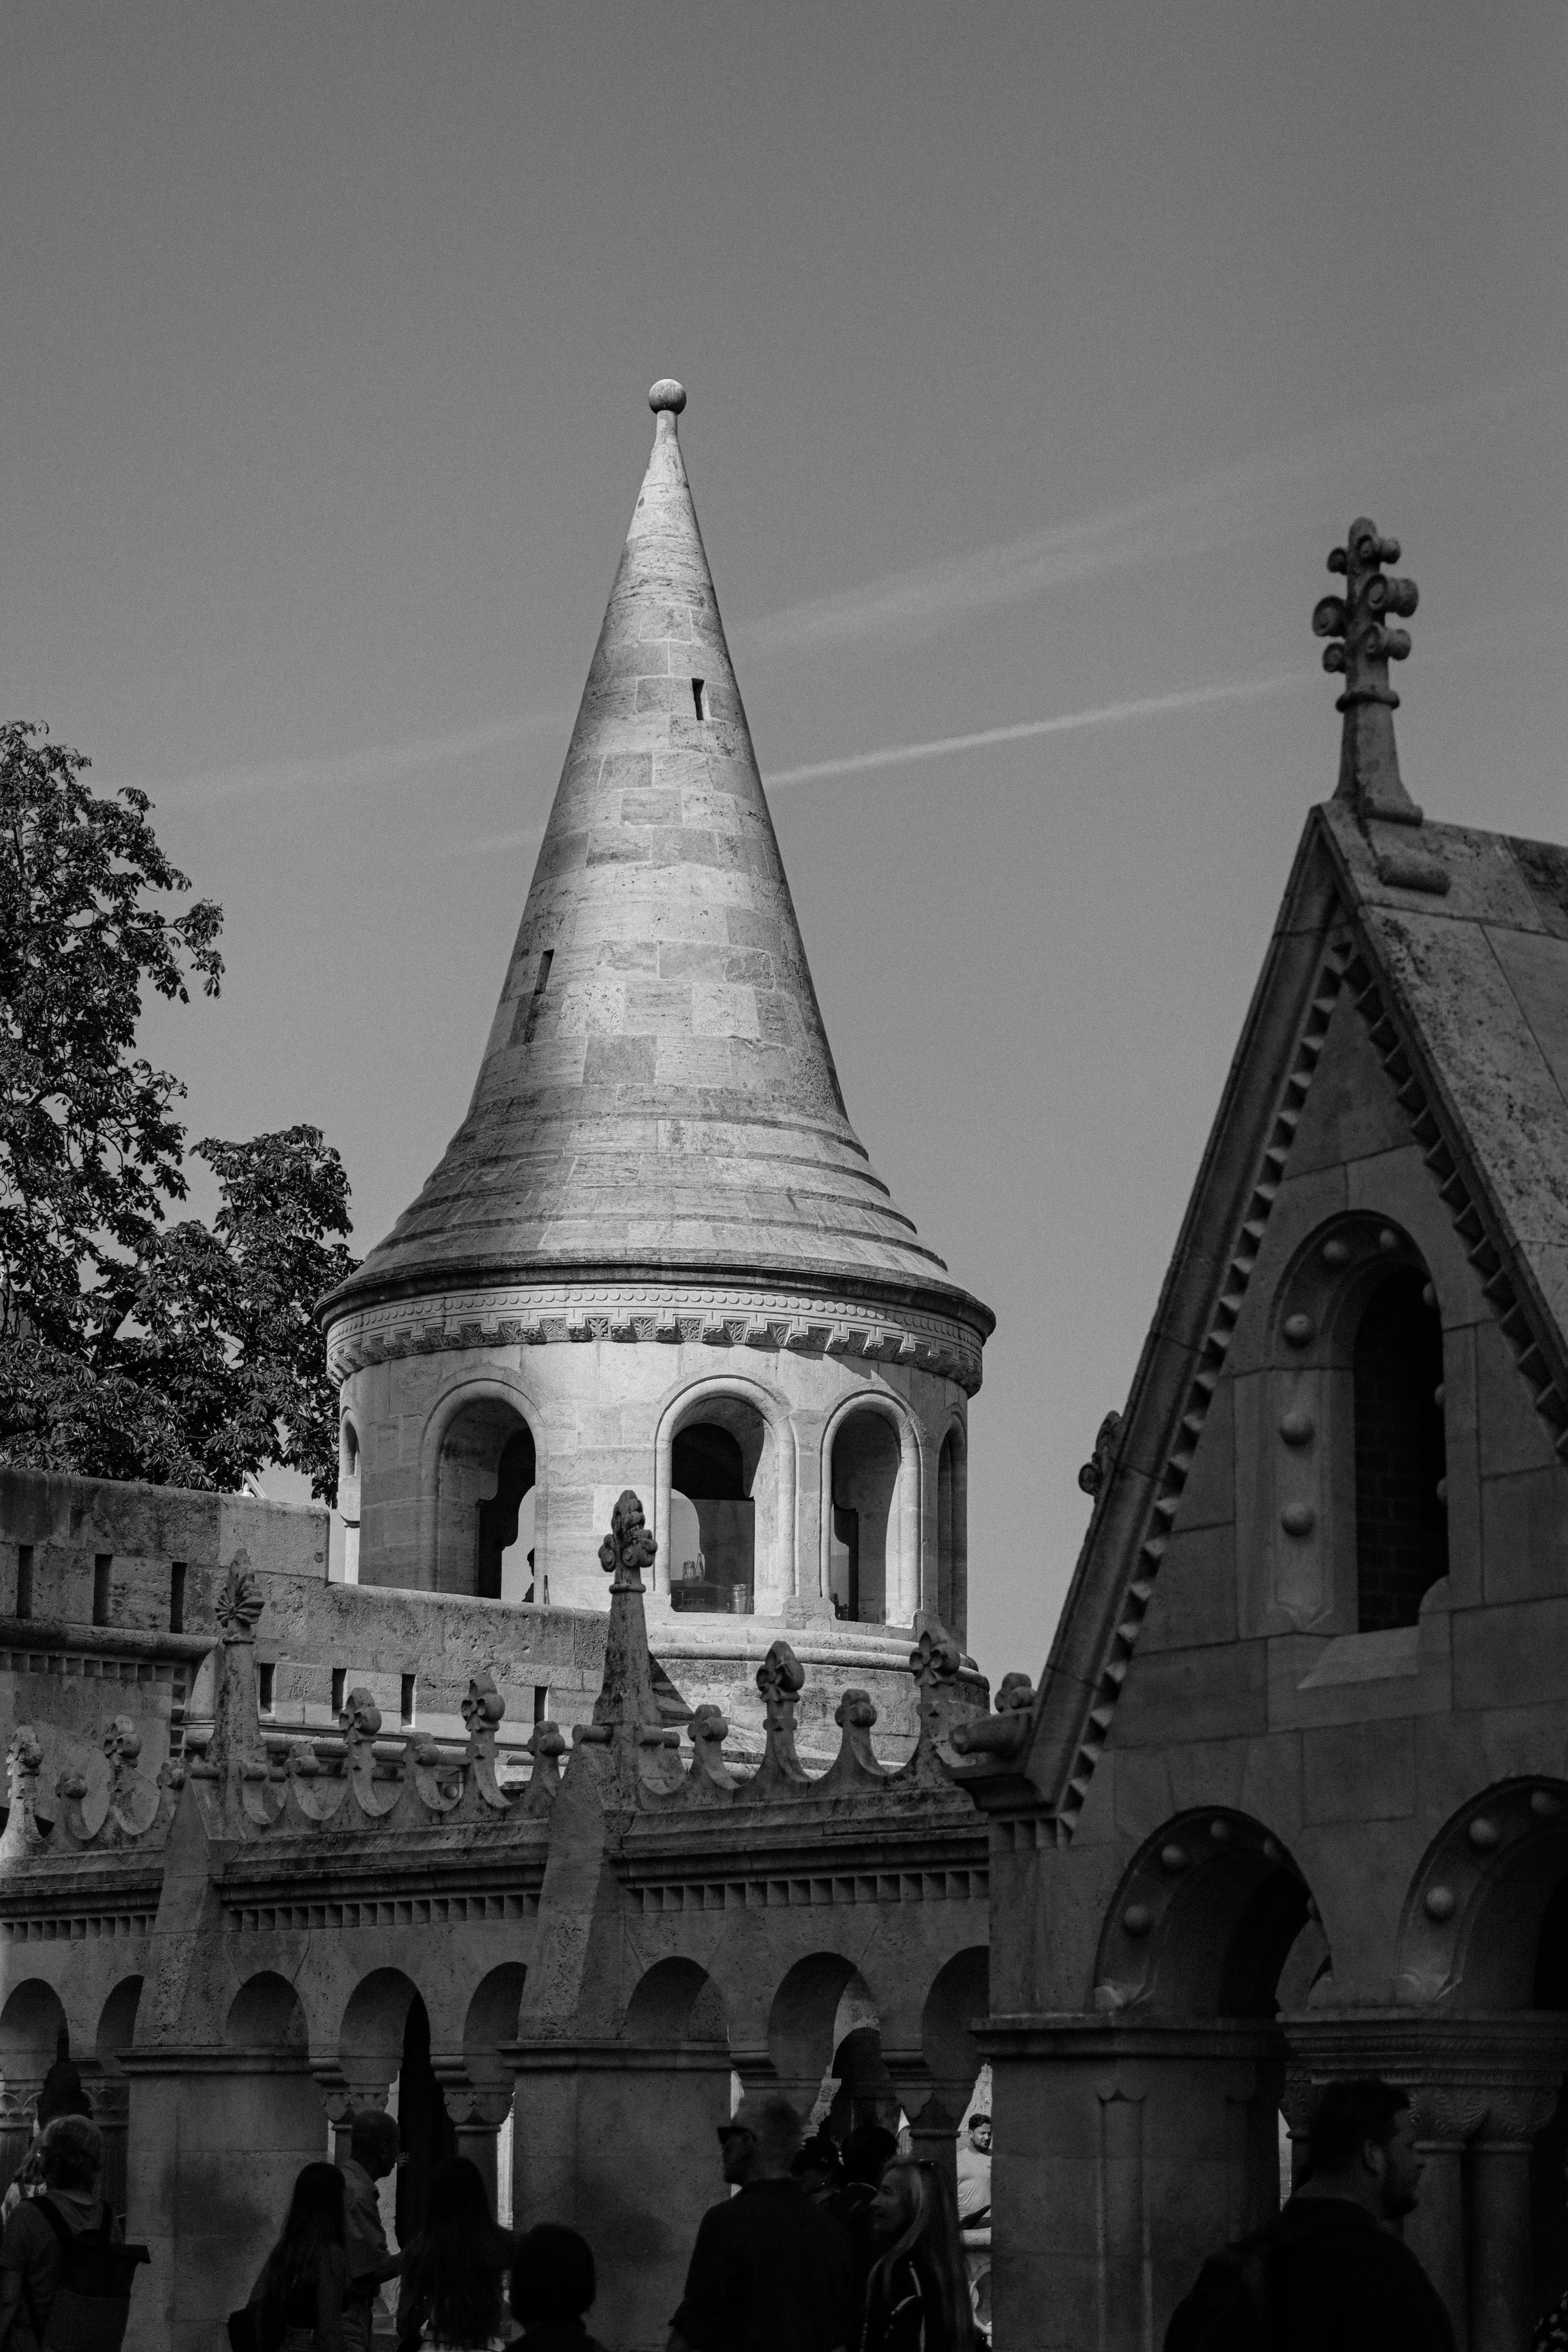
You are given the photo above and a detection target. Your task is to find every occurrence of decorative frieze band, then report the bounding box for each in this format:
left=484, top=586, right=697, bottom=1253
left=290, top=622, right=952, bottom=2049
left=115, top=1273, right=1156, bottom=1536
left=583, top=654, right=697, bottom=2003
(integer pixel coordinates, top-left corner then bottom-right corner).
left=630, top=1865, right=985, bottom=1915
left=224, top=1889, right=537, bottom=1935
left=326, top=1283, right=983, bottom=1393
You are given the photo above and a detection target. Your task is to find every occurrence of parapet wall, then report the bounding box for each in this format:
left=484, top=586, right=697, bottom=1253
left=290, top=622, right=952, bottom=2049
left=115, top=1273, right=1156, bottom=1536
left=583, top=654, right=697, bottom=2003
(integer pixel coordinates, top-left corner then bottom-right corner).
left=0, top=1470, right=978, bottom=1817
left=0, top=1470, right=619, bottom=1816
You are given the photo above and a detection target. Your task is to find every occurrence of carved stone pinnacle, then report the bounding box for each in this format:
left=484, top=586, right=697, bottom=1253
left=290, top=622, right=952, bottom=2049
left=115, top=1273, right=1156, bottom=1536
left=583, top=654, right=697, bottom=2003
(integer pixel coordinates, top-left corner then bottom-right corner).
left=214, top=1567, right=264, bottom=1640
left=599, top=1490, right=658, bottom=1592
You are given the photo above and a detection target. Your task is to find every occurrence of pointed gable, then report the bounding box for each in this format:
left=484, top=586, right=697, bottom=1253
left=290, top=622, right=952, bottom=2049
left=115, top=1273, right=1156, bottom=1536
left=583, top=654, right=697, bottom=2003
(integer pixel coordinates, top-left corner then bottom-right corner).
left=1027, top=800, right=1568, bottom=1832
left=332, top=383, right=984, bottom=1328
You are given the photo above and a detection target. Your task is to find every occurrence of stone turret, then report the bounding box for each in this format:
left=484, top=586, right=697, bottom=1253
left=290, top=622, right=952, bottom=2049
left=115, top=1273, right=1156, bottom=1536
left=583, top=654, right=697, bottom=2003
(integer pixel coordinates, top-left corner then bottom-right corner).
left=320, top=382, right=992, bottom=1752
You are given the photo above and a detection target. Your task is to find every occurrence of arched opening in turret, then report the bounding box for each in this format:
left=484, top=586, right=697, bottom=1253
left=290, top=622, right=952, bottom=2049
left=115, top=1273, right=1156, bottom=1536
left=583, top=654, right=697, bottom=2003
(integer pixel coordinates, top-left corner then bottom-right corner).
left=1354, top=1267, right=1447, bottom=1632
left=937, top=1426, right=966, bottom=1633
left=435, top=1400, right=537, bottom=1602
left=670, top=1409, right=762, bottom=1614
left=339, top=1417, right=362, bottom=1586
left=828, top=1408, right=904, bottom=1625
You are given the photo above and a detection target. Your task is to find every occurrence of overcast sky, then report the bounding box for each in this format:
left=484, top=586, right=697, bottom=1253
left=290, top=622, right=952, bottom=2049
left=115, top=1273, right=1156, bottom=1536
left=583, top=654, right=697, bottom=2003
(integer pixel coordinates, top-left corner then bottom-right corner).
left=4, top=3, right=1564, bottom=1687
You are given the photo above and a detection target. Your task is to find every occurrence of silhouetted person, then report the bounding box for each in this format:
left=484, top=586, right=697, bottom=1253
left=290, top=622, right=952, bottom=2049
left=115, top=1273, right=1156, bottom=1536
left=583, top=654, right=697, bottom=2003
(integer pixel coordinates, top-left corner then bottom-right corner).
left=395, top=2155, right=515, bottom=2350
left=342, top=2108, right=404, bottom=2350
left=34, top=2058, right=92, bottom=2130
left=826, top=2126, right=897, bottom=2315
left=792, top=2134, right=845, bottom=2205
left=669, top=2095, right=855, bottom=2352
left=511, top=2222, right=610, bottom=2352
left=1165, top=2079, right=1453, bottom=2352
left=247, top=2160, right=348, bottom=2352
left=862, top=2158, right=975, bottom=2352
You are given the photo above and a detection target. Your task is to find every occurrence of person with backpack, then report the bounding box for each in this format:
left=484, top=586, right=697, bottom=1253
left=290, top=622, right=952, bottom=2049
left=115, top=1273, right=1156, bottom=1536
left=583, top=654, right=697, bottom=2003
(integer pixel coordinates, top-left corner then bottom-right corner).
left=1163, top=2078, right=1454, bottom=2352
left=393, top=2156, right=516, bottom=2350
left=243, top=2161, right=350, bottom=2352
left=0, top=2113, right=144, bottom=2352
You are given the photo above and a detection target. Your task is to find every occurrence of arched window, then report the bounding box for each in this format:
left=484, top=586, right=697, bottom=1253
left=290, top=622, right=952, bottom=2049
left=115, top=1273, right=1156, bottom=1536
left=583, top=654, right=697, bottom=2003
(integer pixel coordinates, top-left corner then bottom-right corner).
left=1354, top=1268, right=1447, bottom=1632
left=435, top=1399, right=536, bottom=1601
left=670, top=1412, right=761, bottom=1615
left=339, top=1420, right=363, bottom=1587
left=937, top=1428, right=965, bottom=1632
left=829, top=1410, right=902, bottom=1624
left=477, top=1426, right=537, bottom=1603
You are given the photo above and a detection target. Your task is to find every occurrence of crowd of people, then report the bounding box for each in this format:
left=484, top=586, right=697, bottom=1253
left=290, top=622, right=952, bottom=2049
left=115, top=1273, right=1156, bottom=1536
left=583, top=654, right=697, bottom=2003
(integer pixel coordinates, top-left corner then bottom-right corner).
left=0, top=2071, right=1500, bottom=2352
left=222, top=2091, right=985, bottom=2352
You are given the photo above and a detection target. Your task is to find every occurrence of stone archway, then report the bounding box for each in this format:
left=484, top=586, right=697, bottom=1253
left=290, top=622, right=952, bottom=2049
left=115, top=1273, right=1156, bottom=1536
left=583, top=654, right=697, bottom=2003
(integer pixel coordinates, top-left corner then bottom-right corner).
left=218, top=1972, right=323, bottom=2314
left=0, top=1980, right=66, bottom=2193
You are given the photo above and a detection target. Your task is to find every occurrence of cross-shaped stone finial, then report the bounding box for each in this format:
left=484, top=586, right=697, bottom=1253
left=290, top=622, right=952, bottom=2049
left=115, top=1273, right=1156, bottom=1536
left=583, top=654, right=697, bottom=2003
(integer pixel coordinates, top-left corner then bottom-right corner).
left=598, top=1490, right=658, bottom=1592
left=1312, top=518, right=1422, bottom=824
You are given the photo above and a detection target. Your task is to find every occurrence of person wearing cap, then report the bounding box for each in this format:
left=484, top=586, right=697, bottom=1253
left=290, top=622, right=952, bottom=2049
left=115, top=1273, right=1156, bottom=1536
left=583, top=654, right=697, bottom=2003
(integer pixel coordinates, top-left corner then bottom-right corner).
left=668, top=2095, right=855, bottom=2352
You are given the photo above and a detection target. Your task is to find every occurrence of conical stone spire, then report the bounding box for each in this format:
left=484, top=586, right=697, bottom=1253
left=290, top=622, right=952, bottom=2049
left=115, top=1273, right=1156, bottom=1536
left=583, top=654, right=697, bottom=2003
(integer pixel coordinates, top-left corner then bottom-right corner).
left=334, top=382, right=979, bottom=1321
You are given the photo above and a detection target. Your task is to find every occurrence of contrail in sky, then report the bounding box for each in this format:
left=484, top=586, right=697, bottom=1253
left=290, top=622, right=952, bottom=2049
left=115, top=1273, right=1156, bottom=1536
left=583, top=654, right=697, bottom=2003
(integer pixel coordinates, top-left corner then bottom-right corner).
left=763, top=673, right=1304, bottom=789
left=737, top=372, right=1560, bottom=661
left=124, top=711, right=569, bottom=808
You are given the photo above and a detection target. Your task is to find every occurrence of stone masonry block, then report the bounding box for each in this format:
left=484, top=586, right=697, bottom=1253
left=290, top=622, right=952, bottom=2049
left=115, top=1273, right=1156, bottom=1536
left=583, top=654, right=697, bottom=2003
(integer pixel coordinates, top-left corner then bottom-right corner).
left=1474, top=1316, right=1562, bottom=1477
left=1239, top=1732, right=1305, bottom=1841
left=1479, top=1465, right=1568, bottom=1605
left=1111, top=1638, right=1267, bottom=1747
left=1137, top=1523, right=1237, bottom=1655
left=1166, top=1736, right=1254, bottom=1815
left=1111, top=1746, right=1176, bottom=1843
left=1302, top=1715, right=1415, bottom=1822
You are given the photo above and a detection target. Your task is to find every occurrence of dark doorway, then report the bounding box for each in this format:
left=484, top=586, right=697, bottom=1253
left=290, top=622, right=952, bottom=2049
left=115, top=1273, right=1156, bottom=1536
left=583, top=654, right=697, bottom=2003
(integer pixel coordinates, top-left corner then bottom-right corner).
left=830, top=1507, right=860, bottom=1621
left=670, top=1422, right=755, bottom=1614
left=395, top=1995, right=456, bottom=2246
left=476, top=1426, right=536, bottom=1602
left=1354, top=1269, right=1448, bottom=1632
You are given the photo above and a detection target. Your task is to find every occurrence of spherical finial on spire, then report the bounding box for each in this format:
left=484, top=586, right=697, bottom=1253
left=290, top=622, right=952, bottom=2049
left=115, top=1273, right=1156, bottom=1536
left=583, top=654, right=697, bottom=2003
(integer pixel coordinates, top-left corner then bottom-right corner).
left=648, top=378, right=686, bottom=415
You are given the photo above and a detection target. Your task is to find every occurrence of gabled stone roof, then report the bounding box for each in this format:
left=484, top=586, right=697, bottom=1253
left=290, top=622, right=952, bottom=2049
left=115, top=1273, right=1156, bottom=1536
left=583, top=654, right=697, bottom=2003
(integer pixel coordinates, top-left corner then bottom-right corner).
left=328, top=386, right=989, bottom=1334
left=1016, top=798, right=1568, bottom=1829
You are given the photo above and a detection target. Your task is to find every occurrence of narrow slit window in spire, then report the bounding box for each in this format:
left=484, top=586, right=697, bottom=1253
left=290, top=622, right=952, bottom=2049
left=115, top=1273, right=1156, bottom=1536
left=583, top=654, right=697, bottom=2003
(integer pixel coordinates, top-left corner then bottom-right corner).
left=521, top=949, right=554, bottom=1046
left=691, top=678, right=706, bottom=720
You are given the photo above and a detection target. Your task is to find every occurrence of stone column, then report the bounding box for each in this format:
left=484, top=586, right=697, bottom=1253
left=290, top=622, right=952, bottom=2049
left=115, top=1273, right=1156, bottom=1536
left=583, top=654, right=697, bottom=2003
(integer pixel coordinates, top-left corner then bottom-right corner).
left=882, top=2053, right=963, bottom=2197
left=1098, top=2087, right=1149, bottom=2352
left=1408, top=2088, right=1486, bottom=2352
left=896, top=1419, right=921, bottom=1626
left=653, top=1428, right=674, bottom=1602
left=433, top=2065, right=512, bottom=2213
left=89, top=2074, right=131, bottom=2228
left=1470, top=2090, right=1554, bottom=2352
left=508, top=2039, right=731, bottom=2344
left=789, top=1409, right=826, bottom=1614
left=121, top=2047, right=326, bottom=2352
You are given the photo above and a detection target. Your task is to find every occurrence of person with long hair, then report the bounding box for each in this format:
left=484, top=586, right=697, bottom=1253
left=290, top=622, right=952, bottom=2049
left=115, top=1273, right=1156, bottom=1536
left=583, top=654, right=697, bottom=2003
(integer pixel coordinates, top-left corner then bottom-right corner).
left=861, top=2159, right=974, bottom=2352
left=394, top=2156, right=515, bottom=2351
left=248, top=2161, right=348, bottom=2352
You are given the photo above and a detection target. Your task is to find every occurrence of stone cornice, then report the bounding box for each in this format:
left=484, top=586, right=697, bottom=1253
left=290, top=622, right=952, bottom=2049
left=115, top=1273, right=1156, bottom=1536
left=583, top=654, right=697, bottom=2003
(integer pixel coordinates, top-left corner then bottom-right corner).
left=0, top=1617, right=214, bottom=1667
left=326, top=1275, right=986, bottom=1394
